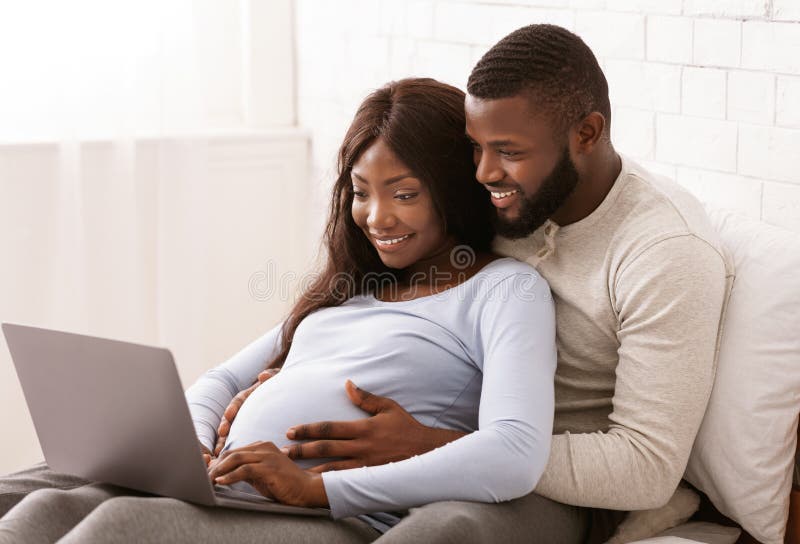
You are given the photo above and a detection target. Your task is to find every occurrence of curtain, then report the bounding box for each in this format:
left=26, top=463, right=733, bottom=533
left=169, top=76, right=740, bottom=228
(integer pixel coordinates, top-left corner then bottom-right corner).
left=0, top=0, right=307, bottom=474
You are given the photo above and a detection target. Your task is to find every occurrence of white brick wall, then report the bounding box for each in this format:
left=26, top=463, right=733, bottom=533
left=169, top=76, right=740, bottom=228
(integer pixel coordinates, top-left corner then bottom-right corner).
left=739, top=124, right=800, bottom=184
left=647, top=16, right=693, bottom=63
left=576, top=11, right=645, bottom=59
left=683, top=0, right=768, bottom=18
left=295, top=0, right=800, bottom=234
left=777, top=76, right=800, bottom=127
left=612, top=108, right=655, bottom=159
left=693, top=19, right=741, bottom=67
left=682, top=67, right=727, bottom=118
left=657, top=114, right=738, bottom=172
left=727, top=70, right=774, bottom=124
left=742, top=21, right=800, bottom=74
left=774, top=0, right=800, bottom=21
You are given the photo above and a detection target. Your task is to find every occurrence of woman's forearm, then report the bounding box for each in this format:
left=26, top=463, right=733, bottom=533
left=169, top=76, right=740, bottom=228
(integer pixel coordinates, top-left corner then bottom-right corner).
left=321, top=421, right=550, bottom=518
left=185, top=324, right=284, bottom=447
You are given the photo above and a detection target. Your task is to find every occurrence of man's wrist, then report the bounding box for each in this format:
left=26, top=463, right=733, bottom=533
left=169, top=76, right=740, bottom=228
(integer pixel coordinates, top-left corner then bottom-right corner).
left=308, top=473, right=329, bottom=508
left=417, top=426, right=466, bottom=455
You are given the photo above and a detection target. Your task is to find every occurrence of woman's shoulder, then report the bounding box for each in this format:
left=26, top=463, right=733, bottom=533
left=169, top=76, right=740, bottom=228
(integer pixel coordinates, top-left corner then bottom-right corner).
left=448, top=255, right=550, bottom=308
left=471, top=255, right=544, bottom=285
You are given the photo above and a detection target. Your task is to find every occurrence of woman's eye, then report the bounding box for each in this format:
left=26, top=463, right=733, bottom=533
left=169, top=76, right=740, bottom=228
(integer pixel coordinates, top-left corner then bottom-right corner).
left=395, top=193, right=418, bottom=201
left=352, top=187, right=367, bottom=198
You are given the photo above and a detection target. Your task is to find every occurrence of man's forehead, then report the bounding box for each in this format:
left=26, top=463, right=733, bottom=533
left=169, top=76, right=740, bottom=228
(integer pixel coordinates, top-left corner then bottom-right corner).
left=465, top=93, right=551, bottom=139
left=465, top=93, right=529, bottom=114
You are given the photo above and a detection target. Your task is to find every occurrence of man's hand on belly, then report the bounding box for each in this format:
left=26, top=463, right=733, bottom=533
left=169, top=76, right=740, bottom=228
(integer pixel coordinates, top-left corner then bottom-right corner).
left=215, top=368, right=280, bottom=455
left=282, top=380, right=467, bottom=472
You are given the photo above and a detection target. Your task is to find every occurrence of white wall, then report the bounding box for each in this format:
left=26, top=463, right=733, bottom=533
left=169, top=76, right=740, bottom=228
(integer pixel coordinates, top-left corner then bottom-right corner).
left=295, top=0, right=800, bottom=237
left=0, top=133, right=313, bottom=475
left=0, top=0, right=304, bottom=475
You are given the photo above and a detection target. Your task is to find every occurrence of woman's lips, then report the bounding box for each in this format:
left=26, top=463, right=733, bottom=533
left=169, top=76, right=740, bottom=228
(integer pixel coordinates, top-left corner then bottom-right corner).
left=373, top=233, right=414, bottom=252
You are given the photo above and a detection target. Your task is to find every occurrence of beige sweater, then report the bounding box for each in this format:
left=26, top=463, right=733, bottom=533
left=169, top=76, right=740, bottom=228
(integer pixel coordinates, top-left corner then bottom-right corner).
left=494, top=156, right=734, bottom=510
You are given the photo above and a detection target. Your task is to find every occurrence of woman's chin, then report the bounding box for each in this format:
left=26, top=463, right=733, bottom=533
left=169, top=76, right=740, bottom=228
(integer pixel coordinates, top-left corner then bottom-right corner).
left=377, top=253, right=413, bottom=270
left=372, top=241, right=417, bottom=270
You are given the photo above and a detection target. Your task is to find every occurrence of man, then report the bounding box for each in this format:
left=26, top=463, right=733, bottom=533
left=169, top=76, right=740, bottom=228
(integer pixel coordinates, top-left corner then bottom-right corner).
left=221, top=24, right=730, bottom=543
left=1, top=24, right=730, bottom=544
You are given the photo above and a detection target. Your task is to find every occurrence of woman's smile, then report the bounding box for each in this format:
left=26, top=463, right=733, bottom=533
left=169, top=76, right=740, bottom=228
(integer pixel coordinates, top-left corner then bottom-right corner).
left=372, top=233, right=415, bottom=252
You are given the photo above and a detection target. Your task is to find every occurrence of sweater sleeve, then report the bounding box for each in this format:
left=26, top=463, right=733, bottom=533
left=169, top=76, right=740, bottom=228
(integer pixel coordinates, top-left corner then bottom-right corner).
left=534, top=234, right=728, bottom=509
left=322, top=271, right=557, bottom=518
left=184, top=324, right=283, bottom=451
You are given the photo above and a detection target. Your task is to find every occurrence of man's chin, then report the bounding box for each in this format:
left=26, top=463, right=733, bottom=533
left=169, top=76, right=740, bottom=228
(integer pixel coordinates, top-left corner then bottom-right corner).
left=492, top=209, right=548, bottom=240
left=495, top=205, right=520, bottom=221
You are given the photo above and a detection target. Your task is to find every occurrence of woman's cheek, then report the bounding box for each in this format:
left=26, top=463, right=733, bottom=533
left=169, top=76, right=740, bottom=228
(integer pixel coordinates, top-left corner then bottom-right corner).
left=351, top=201, right=366, bottom=227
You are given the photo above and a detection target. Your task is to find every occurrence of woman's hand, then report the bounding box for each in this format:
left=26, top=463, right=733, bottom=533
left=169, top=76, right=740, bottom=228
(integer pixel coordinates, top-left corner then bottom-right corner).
left=283, top=380, right=467, bottom=472
left=208, top=441, right=328, bottom=508
left=215, top=368, right=280, bottom=455
left=200, top=442, right=215, bottom=467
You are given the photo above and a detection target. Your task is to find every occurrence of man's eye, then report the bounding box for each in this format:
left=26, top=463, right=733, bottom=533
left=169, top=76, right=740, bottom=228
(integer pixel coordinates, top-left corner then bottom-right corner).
left=499, top=150, right=519, bottom=158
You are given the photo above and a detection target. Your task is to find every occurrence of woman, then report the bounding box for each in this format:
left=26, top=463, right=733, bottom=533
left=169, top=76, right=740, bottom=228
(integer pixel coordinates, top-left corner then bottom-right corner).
left=0, top=78, right=555, bottom=543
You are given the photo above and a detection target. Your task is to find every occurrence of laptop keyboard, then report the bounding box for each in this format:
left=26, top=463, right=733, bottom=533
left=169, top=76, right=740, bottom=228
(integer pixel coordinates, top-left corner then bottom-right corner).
left=214, top=484, right=274, bottom=504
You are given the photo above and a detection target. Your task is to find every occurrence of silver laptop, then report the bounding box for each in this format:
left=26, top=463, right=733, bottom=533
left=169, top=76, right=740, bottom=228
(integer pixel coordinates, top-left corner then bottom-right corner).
left=2, top=322, right=329, bottom=516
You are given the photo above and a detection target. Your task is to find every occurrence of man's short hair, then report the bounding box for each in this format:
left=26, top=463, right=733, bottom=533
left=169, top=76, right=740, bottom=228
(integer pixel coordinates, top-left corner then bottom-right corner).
left=467, top=24, right=611, bottom=136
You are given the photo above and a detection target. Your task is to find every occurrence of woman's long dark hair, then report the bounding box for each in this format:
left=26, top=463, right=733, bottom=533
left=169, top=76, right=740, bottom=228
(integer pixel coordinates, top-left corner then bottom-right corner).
left=266, top=78, right=494, bottom=369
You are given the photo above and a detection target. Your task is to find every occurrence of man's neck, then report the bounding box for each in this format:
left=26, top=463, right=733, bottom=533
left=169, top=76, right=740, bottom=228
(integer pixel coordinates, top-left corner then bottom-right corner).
left=550, top=150, right=621, bottom=227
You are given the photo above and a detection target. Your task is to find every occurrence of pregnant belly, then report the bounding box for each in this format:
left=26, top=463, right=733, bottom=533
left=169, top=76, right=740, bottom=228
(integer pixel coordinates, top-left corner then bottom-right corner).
left=222, top=368, right=369, bottom=469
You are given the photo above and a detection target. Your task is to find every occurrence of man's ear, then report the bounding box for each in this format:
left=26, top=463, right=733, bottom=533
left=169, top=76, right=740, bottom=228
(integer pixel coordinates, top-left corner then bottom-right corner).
left=573, top=112, right=607, bottom=154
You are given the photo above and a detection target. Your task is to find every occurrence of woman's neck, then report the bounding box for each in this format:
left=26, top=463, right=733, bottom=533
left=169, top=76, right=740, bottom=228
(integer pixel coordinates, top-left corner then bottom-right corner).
left=400, top=237, right=459, bottom=288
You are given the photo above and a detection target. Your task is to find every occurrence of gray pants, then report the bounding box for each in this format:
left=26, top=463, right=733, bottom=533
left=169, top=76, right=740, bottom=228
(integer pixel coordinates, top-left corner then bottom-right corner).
left=0, top=463, right=590, bottom=543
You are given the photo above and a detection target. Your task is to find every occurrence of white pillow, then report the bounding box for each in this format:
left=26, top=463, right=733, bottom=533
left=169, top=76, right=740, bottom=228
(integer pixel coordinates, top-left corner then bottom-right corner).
left=684, top=209, right=800, bottom=544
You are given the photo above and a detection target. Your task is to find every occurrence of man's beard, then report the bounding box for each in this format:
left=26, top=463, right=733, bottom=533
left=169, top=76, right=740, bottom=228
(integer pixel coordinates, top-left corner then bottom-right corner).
left=492, top=146, right=580, bottom=239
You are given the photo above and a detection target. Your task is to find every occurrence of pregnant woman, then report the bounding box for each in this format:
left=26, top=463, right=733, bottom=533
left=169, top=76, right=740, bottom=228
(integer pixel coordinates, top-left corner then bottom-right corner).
left=0, top=78, right=556, bottom=544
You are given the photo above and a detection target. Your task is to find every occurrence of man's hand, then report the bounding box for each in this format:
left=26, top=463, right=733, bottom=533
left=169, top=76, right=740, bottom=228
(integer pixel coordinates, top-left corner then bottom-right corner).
left=215, top=368, right=279, bottom=455
left=208, top=441, right=328, bottom=508
left=282, top=380, right=466, bottom=472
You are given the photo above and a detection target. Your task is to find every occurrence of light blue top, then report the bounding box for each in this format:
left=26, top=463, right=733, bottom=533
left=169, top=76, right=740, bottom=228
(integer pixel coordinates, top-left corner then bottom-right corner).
left=185, top=258, right=556, bottom=520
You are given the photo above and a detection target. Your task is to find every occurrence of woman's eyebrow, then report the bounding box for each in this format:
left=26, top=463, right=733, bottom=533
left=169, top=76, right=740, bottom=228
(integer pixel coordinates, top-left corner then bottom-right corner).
left=352, top=172, right=417, bottom=186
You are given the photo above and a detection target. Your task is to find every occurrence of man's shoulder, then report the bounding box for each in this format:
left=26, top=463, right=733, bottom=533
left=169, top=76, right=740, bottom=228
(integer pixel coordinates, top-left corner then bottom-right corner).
left=491, top=156, right=732, bottom=276
left=609, top=158, right=728, bottom=268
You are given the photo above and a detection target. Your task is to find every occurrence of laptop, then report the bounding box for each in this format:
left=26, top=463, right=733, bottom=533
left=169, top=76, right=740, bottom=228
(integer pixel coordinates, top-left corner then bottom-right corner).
left=1, top=322, right=330, bottom=516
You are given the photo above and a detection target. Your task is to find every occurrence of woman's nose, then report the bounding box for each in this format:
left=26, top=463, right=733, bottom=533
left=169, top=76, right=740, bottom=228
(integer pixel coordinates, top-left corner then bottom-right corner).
left=367, top=200, right=397, bottom=230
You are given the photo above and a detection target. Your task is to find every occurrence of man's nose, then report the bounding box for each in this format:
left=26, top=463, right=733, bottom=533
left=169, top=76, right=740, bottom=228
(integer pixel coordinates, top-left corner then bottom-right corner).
left=475, top=152, right=504, bottom=185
